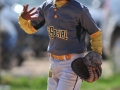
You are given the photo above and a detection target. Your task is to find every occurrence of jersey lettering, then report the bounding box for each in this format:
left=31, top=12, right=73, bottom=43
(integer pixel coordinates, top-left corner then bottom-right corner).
left=47, top=26, right=68, bottom=40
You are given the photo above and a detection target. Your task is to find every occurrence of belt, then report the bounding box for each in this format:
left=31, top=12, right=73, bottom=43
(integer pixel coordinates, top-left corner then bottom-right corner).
left=50, top=54, right=72, bottom=60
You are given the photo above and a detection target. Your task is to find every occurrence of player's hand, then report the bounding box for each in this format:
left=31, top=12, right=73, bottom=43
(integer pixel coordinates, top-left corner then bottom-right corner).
left=21, top=4, right=38, bottom=20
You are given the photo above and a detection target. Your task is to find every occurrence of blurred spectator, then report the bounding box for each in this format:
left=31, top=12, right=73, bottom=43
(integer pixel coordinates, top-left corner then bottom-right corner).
left=102, top=0, right=120, bottom=73
left=1, top=16, right=18, bottom=51
left=0, top=0, right=18, bottom=69
left=0, top=0, right=50, bottom=69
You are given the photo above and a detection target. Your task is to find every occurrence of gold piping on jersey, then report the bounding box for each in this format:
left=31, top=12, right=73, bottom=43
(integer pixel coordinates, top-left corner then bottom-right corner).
left=47, top=26, right=68, bottom=40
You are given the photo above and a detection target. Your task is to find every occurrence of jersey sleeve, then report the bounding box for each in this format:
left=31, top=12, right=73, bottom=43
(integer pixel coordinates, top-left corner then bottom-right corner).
left=18, top=15, right=37, bottom=34
left=90, top=31, right=102, bottom=54
left=79, top=7, right=102, bottom=54
left=79, top=7, right=99, bottom=34
left=30, top=2, right=46, bottom=30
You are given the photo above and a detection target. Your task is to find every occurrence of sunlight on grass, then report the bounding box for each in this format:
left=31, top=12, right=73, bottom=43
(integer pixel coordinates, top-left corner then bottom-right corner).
left=1, top=74, right=120, bottom=90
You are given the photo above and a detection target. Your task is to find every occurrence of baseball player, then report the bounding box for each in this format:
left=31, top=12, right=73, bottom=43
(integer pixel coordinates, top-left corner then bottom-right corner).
left=18, top=0, right=102, bottom=90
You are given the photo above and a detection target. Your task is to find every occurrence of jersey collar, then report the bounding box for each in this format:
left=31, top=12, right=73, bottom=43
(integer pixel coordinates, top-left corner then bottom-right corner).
left=53, top=0, right=74, bottom=8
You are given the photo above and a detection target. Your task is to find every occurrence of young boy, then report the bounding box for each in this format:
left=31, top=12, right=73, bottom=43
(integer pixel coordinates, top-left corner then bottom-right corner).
left=18, top=0, right=102, bottom=90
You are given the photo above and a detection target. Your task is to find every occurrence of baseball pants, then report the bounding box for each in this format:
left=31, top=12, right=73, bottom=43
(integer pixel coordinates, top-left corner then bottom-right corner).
left=47, top=53, right=85, bottom=90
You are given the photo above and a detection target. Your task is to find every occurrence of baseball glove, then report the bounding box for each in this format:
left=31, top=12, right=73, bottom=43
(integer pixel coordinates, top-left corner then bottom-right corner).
left=71, top=51, right=102, bottom=83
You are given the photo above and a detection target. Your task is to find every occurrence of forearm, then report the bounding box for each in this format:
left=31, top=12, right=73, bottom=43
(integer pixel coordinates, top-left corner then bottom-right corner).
left=18, top=15, right=37, bottom=34
left=90, top=30, right=102, bottom=54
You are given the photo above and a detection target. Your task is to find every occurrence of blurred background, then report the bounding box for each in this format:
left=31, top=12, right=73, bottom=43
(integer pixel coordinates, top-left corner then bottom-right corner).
left=0, top=0, right=120, bottom=90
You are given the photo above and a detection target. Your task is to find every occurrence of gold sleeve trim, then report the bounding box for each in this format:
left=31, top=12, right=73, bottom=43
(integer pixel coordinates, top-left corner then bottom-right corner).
left=18, top=15, right=37, bottom=34
left=90, top=30, right=102, bottom=54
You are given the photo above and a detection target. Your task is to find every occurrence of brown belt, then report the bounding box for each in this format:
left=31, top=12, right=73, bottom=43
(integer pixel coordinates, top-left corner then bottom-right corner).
left=50, top=54, right=72, bottom=60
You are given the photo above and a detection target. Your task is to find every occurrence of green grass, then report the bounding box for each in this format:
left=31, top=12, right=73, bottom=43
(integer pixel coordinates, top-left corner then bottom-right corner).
left=81, top=74, right=120, bottom=90
left=1, top=74, right=120, bottom=90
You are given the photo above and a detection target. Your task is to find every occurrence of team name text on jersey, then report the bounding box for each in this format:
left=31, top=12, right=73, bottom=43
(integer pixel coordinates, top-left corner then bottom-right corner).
left=47, top=26, right=68, bottom=40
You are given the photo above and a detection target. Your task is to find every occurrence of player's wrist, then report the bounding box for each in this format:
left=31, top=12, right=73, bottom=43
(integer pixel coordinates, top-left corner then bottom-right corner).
left=18, top=14, right=29, bottom=24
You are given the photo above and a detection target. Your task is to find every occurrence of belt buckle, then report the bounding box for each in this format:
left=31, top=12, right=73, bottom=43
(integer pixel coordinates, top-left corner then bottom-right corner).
left=58, top=55, right=63, bottom=60
left=65, top=54, right=71, bottom=60
left=57, top=56, right=60, bottom=60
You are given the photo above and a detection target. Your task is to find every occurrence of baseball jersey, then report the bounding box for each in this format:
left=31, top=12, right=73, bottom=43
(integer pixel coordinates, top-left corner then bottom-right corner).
left=31, top=0, right=100, bottom=55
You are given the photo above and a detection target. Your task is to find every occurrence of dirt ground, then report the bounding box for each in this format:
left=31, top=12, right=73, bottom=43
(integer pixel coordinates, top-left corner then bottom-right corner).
left=1, top=52, right=114, bottom=78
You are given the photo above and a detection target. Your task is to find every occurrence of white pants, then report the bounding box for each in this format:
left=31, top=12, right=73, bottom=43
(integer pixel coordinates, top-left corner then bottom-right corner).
left=47, top=53, right=85, bottom=90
